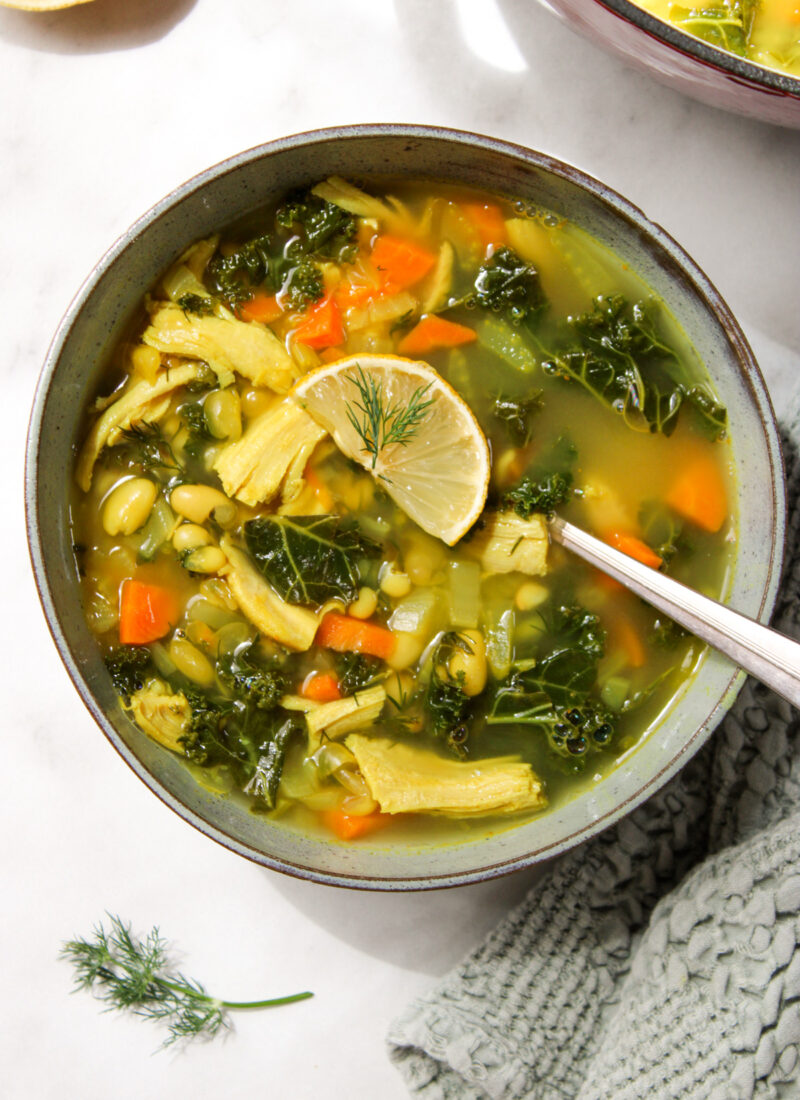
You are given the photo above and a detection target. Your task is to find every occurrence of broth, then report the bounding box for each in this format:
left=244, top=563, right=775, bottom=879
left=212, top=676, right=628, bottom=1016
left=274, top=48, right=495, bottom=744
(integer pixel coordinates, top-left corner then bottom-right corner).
left=71, top=178, right=734, bottom=844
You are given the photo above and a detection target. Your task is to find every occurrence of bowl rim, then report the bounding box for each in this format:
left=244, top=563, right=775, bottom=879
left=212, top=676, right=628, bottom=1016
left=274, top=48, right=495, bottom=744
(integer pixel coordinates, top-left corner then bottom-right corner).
left=590, top=0, right=800, bottom=97
left=25, top=123, right=787, bottom=889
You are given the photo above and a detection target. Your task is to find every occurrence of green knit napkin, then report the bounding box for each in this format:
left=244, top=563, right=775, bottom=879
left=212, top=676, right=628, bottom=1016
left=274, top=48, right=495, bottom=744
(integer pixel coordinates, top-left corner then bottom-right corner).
left=388, top=402, right=800, bottom=1100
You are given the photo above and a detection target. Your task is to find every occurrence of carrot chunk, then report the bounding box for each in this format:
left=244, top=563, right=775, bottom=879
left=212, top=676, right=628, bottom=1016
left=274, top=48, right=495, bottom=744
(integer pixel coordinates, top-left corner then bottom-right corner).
left=604, top=531, right=663, bottom=570
left=119, top=579, right=178, bottom=645
left=322, top=809, right=391, bottom=840
left=236, top=291, right=283, bottom=325
left=610, top=614, right=646, bottom=669
left=294, top=293, right=345, bottom=349
left=315, top=612, right=396, bottom=660
left=666, top=451, right=727, bottom=533
left=397, top=315, right=477, bottom=357
left=461, top=200, right=509, bottom=250
left=301, top=672, right=342, bottom=703
left=369, top=235, right=436, bottom=291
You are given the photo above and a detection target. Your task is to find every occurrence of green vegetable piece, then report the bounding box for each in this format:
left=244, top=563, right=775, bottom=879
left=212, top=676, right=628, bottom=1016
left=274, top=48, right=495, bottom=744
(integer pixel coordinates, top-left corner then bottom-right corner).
left=61, top=914, right=312, bottom=1051
left=105, top=645, right=153, bottom=701
left=474, top=316, right=539, bottom=373
left=335, top=652, right=383, bottom=695
left=426, top=632, right=477, bottom=757
left=282, top=257, right=324, bottom=310
left=114, top=422, right=181, bottom=480
left=217, top=641, right=287, bottom=709
left=244, top=514, right=380, bottom=609
left=276, top=189, right=358, bottom=261
left=491, top=390, right=543, bottom=446
left=180, top=399, right=212, bottom=460
left=207, top=233, right=277, bottom=306
left=502, top=435, right=577, bottom=517
left=177, top=293, right=215, bottom=317
left=471, top=245, right=545, bottom=322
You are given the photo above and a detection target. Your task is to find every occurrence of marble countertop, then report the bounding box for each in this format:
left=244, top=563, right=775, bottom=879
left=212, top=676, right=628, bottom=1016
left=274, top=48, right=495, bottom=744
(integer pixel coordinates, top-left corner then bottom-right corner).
left=3, top=1, right=799, bottom=1096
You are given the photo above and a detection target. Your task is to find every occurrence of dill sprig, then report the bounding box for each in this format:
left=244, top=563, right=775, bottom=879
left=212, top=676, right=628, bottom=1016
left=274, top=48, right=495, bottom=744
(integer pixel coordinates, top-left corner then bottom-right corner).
left=61, top=914, right=312, bottom=1050
left=344, top=364, right=435, bottom=470
left=117, top=422, right=180, bottom=475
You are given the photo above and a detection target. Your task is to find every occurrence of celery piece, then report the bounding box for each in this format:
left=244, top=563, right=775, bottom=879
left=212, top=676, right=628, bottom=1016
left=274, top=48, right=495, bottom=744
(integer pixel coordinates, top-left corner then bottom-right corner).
left=446, top=560, right=481, bottom=629
left=475, top=316, right=538, bottom=373
left=388, top=587, right=445, bottom=638
left=137, top=496, right=177, bottom=562
left=601, top=675, right=631, bottom=713
left=484, top=607, right=516, bottom=681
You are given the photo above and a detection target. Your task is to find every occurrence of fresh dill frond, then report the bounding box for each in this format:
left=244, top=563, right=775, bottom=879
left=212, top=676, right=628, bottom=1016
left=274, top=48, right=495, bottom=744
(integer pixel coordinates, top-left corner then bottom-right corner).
left=117, top=423, right=181, bottom=476
left=344, top=364, right=435, bottom=470
left=60, top=914, right=313, bottom=1050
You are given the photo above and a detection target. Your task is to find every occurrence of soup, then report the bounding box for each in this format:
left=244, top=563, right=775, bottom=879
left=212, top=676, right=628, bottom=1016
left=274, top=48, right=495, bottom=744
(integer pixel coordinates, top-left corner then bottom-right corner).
left=635, top=0, right=800, bottom=77
left=72, top=177, right=733, bottom=843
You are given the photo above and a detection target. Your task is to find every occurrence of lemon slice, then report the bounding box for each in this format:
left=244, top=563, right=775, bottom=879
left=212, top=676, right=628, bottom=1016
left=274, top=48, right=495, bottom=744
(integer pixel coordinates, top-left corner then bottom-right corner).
left=291, top=354, right=490, bottom=545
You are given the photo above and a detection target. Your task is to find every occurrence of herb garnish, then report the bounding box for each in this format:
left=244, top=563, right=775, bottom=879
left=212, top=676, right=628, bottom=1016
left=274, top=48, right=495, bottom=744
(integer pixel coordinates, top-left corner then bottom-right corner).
left=344, top=364, right=435, bottom=470
left=61, top=914, right=312, bottom=1050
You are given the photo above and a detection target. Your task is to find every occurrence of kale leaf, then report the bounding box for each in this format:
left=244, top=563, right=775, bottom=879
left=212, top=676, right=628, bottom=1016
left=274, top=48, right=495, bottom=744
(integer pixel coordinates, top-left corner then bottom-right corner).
left=244, top=515, right=380, bottom=608
left=206, top=233, right=278, bottom=307
left=501, top=435, right=577, bottom=517
left=217, top=641, right=287, bottom=709
left=276, top=190, right=358, bottom=262
left=177, top=293, right=215, bottom=317
left=282, top=257, right=324, bottom=310
left=470, top=246, right=545, bottom=323
left=426, top=632, right=479, bottom=757
left=335, top=652, right=383, bottom=695
left=105, top=646, right=153, bottom=701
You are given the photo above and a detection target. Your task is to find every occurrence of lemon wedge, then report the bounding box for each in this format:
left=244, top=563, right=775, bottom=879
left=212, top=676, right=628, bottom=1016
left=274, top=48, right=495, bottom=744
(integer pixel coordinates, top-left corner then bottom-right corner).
left=291, top=354, right=491, bottom=546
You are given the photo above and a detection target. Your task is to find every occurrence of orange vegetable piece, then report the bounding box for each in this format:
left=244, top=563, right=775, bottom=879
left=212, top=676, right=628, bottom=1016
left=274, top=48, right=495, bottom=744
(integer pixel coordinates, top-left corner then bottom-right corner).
left=665, top=451, right=727, bottom=533
left=301, top=672, right=342, bottom=703
left=369, top=235, right=436, bottom=291
left=315, top=612, right=396, bottom=660
left=294, top=293, right=345, bottom=349
left=319, top=345, right=345, bottom=364
left=118, top=579, right=178, bottom=645
left=604, top=531, right=663, bottom=570
left=322, top=809, right=391, bottom=841
left=236, top=291, right=283, bottom=325
left=397, top=315, right=477, bottom=357
left=461, top=200, right=509, bottom=250
left=610, top=614, right=646, bottom=669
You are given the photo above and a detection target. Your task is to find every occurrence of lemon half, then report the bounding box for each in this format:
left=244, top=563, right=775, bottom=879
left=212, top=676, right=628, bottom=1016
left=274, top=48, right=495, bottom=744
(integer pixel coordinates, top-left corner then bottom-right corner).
left=291, top=354, right=491, bottom=546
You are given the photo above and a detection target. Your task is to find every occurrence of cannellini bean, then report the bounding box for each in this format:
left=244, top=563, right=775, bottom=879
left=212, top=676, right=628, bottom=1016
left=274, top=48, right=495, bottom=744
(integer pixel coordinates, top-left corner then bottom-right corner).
left=447, top=629, right=487, bottom=697
left=384, top=671, right=414, bottom=710
left=129, top=344, right=161, bottom=383
left=102, top=478, right=157, bottom=536
left=168, top=634, right=215, bottom=686
left=172, top=523, right=214, bottom=553
left=403, top=533, right=447, bottom=586
left=515, top=581, right=550, bottom=612
left=380, top=561, right=412, bottom=599
left=182, top=546, right=227, bottom=574
left=348, top=586, right=378, bottom=620
left=386, top=631, right=424, bottom=671
left=241, top=387, right=274, bottom=420
left=205, top=388, right=242, bottom=441
left=170, top=483, right=236, bottom=527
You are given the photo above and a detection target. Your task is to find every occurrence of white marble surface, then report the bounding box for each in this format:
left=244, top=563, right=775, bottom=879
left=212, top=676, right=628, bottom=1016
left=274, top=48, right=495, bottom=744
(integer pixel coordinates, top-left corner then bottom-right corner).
left=3, top=1, right=799, bottom=1097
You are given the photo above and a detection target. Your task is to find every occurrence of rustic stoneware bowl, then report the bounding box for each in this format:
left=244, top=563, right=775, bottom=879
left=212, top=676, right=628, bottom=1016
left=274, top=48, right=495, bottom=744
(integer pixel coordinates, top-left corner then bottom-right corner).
left=26, top=125, right=785, bottom=889
left=537, top=0, right=800, bottom=128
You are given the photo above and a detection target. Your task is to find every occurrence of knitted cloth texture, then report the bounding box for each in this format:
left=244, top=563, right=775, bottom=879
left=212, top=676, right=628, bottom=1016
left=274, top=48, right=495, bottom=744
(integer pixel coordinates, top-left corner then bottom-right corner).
left=388, top=404, right=800, bottom=1100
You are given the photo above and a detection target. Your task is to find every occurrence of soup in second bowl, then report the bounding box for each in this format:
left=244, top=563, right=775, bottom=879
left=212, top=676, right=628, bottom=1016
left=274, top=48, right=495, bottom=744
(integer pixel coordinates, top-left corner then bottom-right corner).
left=71, top=176, right=733, bottom=844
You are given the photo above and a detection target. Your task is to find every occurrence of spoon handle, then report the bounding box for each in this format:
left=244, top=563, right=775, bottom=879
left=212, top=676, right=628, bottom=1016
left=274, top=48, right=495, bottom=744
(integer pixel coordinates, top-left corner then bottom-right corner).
left=549, top=516, right=799, bottom=709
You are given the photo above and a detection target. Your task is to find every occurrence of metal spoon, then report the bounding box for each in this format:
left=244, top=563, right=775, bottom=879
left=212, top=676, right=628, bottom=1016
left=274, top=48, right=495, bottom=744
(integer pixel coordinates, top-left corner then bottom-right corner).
left=549, top=515, right=799, bottom=709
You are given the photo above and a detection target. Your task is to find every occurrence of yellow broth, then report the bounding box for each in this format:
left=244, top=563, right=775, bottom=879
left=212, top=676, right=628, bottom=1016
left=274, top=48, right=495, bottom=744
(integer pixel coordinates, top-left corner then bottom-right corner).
left=71, top=178, right=734, bottom=845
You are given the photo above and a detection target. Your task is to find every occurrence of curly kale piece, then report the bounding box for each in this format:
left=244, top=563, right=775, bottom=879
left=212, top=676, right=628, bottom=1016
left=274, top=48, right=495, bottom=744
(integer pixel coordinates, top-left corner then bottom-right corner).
left=282, top=256, right=324, bottom=310
left=502, top=435, right=577, bottom=518
left=426, top=633, right=478, bottom=757
left=335, top=652, right=383, bottom=696
left=217, top=642, right=287, bottom=710
left=276, top=190, right=358, bottom=262
left=177, top=293, right=215, bottom=317
left=105, top=646, right=153, bottom=701
left=179, top=400, right=212, bottom=461
left=470, top=246, right=545, bottom=323
left=206, top=233, right=277, bottom=307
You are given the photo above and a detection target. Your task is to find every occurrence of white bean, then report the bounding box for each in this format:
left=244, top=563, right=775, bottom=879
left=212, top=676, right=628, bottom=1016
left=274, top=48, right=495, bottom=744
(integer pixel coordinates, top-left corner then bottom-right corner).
left=379, top=561, right=412, bottom=599
left=182, top=546, right=227, bottom=574
left=204, top=389, right=242, bottom=441
left=102, top=478, right=157, bottom=536
left=447, top=629, right=487, bottom=697
left=348, top=586, right=378, bottom=620
left=170, top=483, right=236, bottom=527
left=168, top=634, right=215, bottom=686
left=172, top=523, right=213, bottom=553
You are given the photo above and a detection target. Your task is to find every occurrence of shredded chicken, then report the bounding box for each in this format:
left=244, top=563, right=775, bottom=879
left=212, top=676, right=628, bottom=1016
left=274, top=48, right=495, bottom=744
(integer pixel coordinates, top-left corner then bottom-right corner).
left=281, top=686, right=386, bottom=752
left=75, top=363, right=202, bottom=491
left=213, top=396, right=327, bottom=507
left=219, top=536, right=334, bottom=651
left=466, top=511, right=548, bottom=576
left=142, top=301, right=297, bottom=391
left=345, top=735, right=547, bottom=817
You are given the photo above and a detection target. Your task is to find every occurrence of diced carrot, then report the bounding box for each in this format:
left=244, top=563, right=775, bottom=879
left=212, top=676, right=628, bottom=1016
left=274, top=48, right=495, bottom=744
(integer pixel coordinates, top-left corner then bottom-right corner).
left=594, top=568, right=624, bottom=594
left=610, top=614, right=646, bottom=669
left=236, top=291, right=283, bottom=325
left=397, top=315, right=477, bottom=357
left=369, top=235, right=436, bottom=291
left=319, top=345, right=345, bottom=364
left=301, top=671, right=342, bottom=703
left=315, top=612, right=396, bottom=660
left=461, top=200, right=509, bottom=250
left=303, top=464, right=335, bottom=512
left=119, top=579, right=178, bottom=645
left=604, top=531, right=663, bottom=570
left=665, top=451, right=727, bottom=533
left=322, top=809, right=391, bottom=841
left=294, top=293, right=345, bottom=349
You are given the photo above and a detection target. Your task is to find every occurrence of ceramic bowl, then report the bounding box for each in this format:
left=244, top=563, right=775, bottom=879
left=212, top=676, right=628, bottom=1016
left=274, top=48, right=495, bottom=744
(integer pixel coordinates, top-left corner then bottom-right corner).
left=25, top=125, right=785, bottom=889
left=538, top=0, right=800, bottom=128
